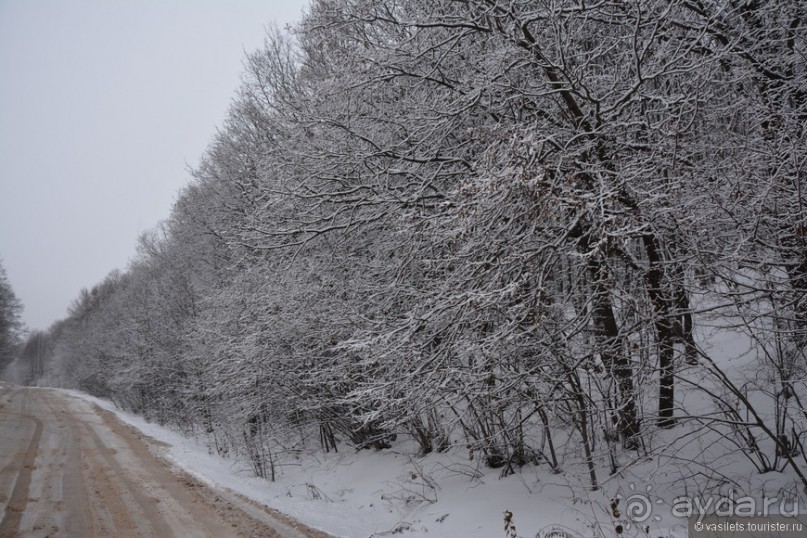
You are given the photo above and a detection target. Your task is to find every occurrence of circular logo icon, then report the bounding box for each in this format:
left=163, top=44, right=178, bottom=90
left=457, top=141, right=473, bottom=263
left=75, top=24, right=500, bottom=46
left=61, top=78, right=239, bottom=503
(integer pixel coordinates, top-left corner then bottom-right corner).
left=620, top=483, right=664, bottom=525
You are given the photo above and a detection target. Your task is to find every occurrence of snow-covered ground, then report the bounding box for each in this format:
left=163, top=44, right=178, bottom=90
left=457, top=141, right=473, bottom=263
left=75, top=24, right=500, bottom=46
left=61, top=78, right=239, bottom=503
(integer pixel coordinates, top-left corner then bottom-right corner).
left=57, top=305, right=807, bottom=538
left=61, top=389, right=646, bottom=538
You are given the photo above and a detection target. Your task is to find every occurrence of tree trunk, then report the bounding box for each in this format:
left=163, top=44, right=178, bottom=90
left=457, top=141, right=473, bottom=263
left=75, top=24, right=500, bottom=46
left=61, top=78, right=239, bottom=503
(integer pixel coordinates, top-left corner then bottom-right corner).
left=587, top=253, right=641, bottom=447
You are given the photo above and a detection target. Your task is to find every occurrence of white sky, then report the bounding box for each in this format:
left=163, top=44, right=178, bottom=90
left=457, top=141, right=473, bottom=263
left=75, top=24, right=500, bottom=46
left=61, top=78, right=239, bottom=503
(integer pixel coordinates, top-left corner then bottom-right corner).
left=0, top=0, right=308, bottom=331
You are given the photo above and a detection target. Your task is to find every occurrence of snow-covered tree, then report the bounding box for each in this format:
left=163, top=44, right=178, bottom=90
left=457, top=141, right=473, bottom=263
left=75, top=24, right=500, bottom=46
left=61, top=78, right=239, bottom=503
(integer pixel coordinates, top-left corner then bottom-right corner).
left=0, top=260, right=23, bottom=375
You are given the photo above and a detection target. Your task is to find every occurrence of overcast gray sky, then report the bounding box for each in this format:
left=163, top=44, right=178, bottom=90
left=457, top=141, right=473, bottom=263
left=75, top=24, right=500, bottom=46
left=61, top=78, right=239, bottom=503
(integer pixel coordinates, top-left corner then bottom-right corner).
left=0, top=0, right=308, bottom=331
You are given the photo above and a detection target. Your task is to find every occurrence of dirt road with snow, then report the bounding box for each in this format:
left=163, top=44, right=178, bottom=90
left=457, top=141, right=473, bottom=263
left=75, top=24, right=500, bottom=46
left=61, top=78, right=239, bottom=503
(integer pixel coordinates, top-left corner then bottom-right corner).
left=0, top=384, right=329, bottom=538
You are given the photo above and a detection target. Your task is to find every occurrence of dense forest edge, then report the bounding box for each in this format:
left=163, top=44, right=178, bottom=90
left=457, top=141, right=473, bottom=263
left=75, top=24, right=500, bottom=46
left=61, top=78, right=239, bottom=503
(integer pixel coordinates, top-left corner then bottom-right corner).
left=3, top=0, right=806, bottom=533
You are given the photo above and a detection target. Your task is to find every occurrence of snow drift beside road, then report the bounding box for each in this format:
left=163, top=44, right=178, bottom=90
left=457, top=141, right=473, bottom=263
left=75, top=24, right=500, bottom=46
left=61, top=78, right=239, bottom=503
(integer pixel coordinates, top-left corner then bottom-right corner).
left=61, top=389, right=625, bottom=538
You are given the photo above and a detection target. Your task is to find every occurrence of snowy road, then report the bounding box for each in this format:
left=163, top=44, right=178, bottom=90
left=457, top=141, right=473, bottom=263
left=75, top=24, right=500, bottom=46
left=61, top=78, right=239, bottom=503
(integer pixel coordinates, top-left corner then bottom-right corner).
left=0, top=385, right=329, bottom=538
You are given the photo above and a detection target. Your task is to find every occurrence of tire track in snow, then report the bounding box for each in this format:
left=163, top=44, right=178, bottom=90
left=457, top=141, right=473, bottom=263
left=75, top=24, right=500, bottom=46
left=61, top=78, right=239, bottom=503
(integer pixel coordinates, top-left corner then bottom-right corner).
left=0, top=391, right=43, bottom=537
